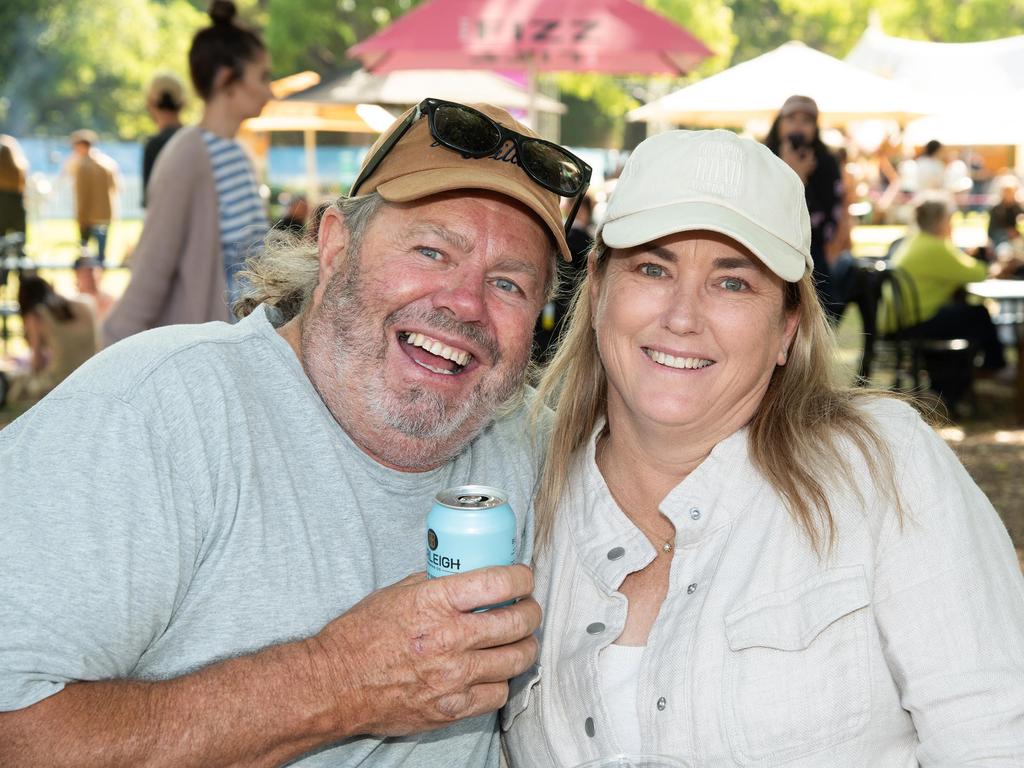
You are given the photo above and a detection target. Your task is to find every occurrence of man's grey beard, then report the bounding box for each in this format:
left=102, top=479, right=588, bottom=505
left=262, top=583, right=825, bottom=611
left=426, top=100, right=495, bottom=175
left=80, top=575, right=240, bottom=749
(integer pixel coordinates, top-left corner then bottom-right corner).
left=301, top=249, right=530, bottom=466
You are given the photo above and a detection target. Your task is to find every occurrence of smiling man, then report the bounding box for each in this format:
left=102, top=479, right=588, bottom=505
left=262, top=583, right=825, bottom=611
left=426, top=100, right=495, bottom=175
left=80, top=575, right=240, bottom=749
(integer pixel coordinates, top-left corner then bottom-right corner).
left=0, top=100, right=590, bottom=767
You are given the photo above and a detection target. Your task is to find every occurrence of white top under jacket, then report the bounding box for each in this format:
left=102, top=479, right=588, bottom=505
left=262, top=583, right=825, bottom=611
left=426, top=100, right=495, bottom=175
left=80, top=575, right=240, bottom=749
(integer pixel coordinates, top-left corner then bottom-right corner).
left=502, top=398, right=1024, bottom=767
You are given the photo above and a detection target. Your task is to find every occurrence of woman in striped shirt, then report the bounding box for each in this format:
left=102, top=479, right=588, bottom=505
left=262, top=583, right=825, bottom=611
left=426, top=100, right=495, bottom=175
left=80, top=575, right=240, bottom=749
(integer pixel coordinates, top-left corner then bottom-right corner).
left=103, top=0, right=271, bottom=345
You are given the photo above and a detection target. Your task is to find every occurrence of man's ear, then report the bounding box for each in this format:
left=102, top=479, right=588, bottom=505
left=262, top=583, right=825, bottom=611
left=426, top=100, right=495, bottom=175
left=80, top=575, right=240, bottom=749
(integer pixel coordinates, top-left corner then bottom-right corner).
left=306, top=207, right=350, bottom=309
left=316, top=207, right=350, bottom=284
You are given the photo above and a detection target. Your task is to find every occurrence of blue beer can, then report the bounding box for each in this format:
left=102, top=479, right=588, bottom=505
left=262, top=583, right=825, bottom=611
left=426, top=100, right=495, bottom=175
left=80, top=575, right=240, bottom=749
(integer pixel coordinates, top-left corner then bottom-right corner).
left=426, top=485, right=517, bottom=579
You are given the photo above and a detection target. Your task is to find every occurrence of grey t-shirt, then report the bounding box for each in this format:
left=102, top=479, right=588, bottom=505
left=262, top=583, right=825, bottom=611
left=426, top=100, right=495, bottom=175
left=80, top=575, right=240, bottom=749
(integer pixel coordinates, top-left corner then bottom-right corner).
left=0, top=306, right=544, bottom=767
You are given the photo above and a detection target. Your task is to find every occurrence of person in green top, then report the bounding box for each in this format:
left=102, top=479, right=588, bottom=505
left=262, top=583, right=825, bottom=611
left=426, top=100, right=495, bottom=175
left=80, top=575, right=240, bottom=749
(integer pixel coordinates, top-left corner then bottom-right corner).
left=891, top=194, right=1019, bottom=372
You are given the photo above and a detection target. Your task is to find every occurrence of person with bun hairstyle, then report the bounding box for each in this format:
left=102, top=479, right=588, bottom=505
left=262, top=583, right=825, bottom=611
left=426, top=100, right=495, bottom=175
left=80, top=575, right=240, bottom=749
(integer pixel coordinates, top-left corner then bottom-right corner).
left=104, top=0, right=271, bottom=346
left=141, top=72, right=185, bottom=207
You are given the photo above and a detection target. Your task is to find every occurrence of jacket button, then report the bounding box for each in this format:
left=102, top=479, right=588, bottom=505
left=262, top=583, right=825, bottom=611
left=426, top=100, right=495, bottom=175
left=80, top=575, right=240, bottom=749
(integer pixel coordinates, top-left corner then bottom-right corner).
left=686, top=583, right=698, bottom=594
left=689, top=507, right=701, bottom=520
left=586, top=622, right=606, bottom=635
left=607, top=546, right=625, bottom=561
left=657, top=697, right=667, bottom=711
left=585, top=717, right=596, bottom=737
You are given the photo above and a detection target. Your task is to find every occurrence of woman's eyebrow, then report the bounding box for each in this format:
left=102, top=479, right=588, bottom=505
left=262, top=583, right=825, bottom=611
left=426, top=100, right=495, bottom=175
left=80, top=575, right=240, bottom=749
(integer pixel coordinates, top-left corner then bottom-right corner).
left=713, top=255, right=758, bottom=270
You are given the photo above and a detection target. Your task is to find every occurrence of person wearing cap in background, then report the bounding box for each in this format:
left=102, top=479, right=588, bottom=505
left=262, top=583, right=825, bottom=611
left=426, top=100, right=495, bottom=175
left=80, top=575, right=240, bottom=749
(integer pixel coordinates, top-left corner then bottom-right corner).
left=504, top=130, right=1024, bottom=767
left=68, top=129, right=119, bottom=265
left=142, top=72, right=186, bottom=207
left=0, top=97, right=591, bottom=766
left=765, top=94, right=847, bottom=321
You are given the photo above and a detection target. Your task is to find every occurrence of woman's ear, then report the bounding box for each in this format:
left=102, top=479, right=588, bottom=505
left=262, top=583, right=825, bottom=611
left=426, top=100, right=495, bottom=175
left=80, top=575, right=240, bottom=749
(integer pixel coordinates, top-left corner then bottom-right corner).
left=210, top=65, right=236, bottom=96
left=588, top=250, right=604, bottom=330
left=778, top=307, right=800, bottom=366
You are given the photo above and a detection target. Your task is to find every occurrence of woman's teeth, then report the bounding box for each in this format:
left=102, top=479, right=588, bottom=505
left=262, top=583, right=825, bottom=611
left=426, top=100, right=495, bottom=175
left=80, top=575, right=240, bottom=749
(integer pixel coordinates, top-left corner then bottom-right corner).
left=645, top=348, right=714, bottom=370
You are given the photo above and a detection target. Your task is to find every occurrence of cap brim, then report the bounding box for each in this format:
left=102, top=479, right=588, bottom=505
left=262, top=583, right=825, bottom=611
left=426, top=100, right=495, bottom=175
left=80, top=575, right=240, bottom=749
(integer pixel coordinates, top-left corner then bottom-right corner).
left=601, top=200, right=811, bottom=282
left=377, top=168, right=571, bottom=262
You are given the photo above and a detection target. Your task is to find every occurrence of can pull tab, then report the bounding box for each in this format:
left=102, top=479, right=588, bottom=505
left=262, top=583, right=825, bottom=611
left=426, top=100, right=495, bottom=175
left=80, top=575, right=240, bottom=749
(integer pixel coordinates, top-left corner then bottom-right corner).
left=457, top=494, right=490, bottom=505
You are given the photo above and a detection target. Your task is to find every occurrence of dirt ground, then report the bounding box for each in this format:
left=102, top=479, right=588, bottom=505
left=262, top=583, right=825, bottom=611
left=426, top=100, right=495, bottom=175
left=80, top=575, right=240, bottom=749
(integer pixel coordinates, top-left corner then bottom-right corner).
left=931, top=376, right=1024, bottom=570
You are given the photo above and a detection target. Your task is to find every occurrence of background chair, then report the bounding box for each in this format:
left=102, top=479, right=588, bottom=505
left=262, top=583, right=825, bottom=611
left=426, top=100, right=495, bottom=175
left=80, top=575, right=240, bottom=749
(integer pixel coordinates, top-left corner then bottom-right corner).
left=859, top=261, right=976, bottom=411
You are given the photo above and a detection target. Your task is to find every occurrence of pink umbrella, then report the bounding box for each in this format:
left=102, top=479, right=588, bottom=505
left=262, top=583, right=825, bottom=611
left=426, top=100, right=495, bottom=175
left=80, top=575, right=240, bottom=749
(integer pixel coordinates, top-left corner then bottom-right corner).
left=350, top=0, right=711, bottom=125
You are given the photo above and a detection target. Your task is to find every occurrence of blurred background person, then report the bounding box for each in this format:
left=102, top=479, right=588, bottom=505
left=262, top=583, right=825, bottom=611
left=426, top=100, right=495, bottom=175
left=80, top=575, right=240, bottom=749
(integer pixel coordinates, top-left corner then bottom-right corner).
left=987, top=173, right=1023, bottom=248
left=914, top=139, right=947, bottom=192
left=272, top=192, right=308, bottom=233
left=0, top=135, right=28, bottom=238
left=68, top=129, right=119, bottom=265
left=73, top=255, right=115, bottom=328
left=142, top=73, right=186, bottom=208
left=533, top=193, right=595, bottom=364
left=0, top=275, right=97, bottom=408
left=765, top=95, right=846, bottom=321
left=103, top=0, right=271, bottom=346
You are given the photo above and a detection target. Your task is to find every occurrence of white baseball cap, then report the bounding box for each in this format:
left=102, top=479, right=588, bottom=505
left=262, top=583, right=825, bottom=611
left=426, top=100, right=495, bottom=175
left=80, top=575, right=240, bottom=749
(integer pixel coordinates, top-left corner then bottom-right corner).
left=601, top=129, right=813, bottom=282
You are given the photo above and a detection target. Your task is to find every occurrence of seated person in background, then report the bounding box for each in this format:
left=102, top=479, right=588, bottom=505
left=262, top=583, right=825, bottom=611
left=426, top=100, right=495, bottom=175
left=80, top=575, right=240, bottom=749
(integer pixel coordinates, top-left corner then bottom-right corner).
left=986, top=173, right=1023, bottom=247
left=73, top=255, right=115, bottom=329
left=888, top=194, right=1019, bottom=374
left=0, top=275, right=97, bottom=408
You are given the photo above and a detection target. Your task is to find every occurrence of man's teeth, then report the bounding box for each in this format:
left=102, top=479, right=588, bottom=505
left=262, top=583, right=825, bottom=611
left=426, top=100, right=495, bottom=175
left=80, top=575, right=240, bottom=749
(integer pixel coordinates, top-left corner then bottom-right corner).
left=645, top=348, right=714, bottom=370
left=404, top=332, right=472, bottom=367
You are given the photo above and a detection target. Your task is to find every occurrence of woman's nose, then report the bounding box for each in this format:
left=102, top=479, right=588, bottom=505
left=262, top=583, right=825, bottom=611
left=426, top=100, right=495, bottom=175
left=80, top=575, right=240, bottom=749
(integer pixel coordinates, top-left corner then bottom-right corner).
left=662, top=284, right=705, bottom=336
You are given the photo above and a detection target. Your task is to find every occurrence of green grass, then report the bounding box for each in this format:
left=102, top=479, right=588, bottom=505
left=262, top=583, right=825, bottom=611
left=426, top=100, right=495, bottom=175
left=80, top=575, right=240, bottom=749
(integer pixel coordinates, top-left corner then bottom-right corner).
left=23, top=218, right=142, bottom=268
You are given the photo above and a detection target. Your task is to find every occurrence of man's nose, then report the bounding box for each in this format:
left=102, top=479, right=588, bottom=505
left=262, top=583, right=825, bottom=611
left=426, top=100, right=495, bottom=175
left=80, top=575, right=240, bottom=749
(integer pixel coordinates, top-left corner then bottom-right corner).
left=431, top=265, right=486, bottom=323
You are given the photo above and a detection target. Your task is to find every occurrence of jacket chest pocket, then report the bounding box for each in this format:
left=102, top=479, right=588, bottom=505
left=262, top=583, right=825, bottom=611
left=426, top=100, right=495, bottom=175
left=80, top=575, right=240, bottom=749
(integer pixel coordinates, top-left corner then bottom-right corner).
left=722, top=566, right=871, bottom=765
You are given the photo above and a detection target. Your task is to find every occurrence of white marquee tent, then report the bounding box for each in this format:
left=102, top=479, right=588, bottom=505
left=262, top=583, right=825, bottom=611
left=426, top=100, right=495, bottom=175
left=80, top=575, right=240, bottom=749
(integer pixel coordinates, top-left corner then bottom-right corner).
left=627, top=41, right=927, bottom=128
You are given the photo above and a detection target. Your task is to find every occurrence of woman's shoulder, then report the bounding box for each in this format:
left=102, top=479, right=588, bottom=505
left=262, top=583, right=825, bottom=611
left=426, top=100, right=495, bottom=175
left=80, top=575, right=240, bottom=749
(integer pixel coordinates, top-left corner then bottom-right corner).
left=847, top=394, right=944, bottom=471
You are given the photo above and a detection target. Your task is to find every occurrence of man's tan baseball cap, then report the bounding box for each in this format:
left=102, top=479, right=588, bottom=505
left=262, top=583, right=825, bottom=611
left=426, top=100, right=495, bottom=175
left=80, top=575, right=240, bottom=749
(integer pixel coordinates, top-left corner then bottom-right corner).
left=351, top=102, right=572, bottom=261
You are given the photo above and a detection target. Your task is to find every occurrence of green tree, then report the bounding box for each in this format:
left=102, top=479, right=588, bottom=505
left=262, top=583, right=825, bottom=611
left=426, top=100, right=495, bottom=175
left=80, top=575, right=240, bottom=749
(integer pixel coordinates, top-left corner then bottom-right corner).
left=876, top=0, right=1024, bottom=42
left=265, top=0, right=415, bottom=77
left=1, top=0, right=206, bottom=139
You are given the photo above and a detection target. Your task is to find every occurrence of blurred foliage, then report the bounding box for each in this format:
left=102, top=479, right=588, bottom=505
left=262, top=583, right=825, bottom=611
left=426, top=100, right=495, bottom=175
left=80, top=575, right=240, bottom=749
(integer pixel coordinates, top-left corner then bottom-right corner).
left=1, top=0, right=207, bottom=139
left=3, top=0, right=1024, bottom=142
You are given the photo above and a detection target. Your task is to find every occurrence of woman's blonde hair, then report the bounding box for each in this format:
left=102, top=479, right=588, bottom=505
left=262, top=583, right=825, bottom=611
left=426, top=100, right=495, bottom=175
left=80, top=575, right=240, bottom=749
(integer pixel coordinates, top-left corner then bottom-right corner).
left=233, top=193, right=383, bottom=321
left=533, top=233, right=904, bottom=555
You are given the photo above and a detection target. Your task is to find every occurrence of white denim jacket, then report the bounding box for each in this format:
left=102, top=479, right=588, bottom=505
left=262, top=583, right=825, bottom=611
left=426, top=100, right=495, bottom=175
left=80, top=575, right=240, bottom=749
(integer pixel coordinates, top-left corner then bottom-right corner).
left=503, top=398, right=1024, bottom=767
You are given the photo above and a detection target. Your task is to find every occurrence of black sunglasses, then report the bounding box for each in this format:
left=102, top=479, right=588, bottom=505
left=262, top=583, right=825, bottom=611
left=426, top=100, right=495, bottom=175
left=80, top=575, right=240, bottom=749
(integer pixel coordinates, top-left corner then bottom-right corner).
left=348, top=97, right=593, bottom=238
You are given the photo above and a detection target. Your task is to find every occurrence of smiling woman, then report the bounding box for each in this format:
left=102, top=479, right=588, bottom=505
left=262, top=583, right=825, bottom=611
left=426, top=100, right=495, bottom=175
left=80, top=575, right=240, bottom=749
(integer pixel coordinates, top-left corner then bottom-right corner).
left=505, top=130, right=1024, bottom=767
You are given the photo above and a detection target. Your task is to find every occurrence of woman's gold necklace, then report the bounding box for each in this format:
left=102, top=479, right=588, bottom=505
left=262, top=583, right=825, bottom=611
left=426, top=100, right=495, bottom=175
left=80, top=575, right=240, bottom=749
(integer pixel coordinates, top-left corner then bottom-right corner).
left=630, top=516, right=675, bottom=555
left=597, top=432, right=676, bottom=556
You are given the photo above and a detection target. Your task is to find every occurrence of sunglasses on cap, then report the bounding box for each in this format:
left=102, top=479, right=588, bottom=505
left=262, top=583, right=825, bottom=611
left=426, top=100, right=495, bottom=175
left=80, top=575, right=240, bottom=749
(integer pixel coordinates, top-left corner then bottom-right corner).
left=348, top=97, right=593, bottom=237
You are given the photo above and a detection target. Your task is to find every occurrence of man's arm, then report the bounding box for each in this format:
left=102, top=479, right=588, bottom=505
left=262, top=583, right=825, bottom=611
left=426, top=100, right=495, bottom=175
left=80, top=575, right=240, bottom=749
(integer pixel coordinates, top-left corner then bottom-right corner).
left=0, top=566, right=540, bottom=768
